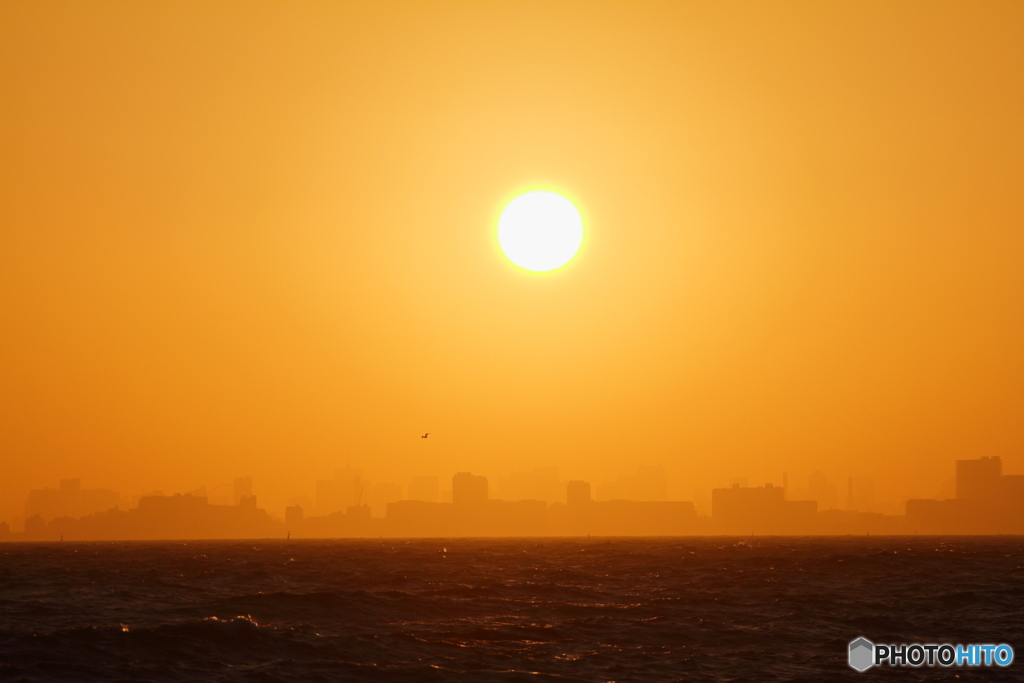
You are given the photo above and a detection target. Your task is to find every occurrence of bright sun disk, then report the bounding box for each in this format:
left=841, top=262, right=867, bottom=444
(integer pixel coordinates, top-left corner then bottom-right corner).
left=497, top=190, right=583, bottom=272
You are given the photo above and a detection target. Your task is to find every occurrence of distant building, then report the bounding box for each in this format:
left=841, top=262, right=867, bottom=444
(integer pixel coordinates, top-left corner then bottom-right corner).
left=714, top=483, right=783, bottom=529
left=956, top=456, right=1001, bottom=500
left=125, top=492, right=277, bottom=539
left=452, top=472, right=488, bottom=507
left=907, top=456, right=1024, bottom=533
left=567, top=480, right=592, bottom=506
left=24, top=479, right=120, bottom=521
left=346, top=504, right=371, bottom=521
left=712, top=483, right=817, bottom=533
left=285, top=505, right=304, bottom=530
left=566, top=480, right=591, bottom=506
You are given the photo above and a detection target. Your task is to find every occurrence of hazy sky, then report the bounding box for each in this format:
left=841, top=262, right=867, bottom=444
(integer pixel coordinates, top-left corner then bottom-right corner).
left=2, top=1, right=1022, bottom=519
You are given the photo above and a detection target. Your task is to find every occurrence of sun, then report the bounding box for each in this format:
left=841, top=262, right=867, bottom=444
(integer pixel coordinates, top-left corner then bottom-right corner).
left=497, top=190, right=584, bottom=272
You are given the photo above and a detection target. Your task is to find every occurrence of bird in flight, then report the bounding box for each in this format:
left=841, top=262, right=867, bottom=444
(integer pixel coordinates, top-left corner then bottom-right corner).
left=421, top=433, right=429, bottom=438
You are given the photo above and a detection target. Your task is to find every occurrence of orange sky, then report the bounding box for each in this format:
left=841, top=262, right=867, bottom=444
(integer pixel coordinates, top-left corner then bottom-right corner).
left=2, top=1, right=1022, bottom=520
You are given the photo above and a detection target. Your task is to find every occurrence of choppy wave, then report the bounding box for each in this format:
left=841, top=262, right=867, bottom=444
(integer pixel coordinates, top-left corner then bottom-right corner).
left=1, top=537, right=1022, bottom=681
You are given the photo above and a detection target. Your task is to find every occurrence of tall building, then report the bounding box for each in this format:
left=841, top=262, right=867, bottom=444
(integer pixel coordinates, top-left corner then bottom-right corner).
left=566, top=480, right=591, bottom=506
left=452, top=472, right=488, bottom=506
left=956, top=456, right=1001, bottom=500
left=285, top=505, right=304, bottom=530
left=907, top=456, right=1024, bottom=534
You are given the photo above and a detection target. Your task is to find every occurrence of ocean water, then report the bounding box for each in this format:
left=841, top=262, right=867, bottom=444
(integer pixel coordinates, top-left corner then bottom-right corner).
left=0, top=537, right=1021, bottom=682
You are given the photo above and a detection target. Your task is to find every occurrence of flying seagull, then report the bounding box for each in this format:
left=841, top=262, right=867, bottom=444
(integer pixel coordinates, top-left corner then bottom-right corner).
left=421, top=433, right=429, bottom=438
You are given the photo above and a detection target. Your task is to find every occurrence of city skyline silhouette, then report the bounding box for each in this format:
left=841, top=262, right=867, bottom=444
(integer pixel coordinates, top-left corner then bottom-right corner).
left=4, top=455, right=1021, bottom=540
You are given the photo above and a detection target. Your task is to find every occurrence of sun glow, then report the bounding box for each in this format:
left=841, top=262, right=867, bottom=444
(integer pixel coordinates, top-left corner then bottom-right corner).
left=497, top=190, right=584, bottom=272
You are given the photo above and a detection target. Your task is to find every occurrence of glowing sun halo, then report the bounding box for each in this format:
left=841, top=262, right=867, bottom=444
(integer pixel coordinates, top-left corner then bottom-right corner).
left=497, top=190, right=584, bottom=272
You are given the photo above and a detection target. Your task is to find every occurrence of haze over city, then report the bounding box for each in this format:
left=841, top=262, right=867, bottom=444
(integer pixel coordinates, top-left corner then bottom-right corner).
left=5, top=450, right=1021, bottom=540
left=2, top=1, right=1022, bottom=532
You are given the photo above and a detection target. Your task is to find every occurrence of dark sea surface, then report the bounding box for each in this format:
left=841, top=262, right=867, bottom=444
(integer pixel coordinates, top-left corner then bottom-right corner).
left=0, top=537, right=1021, bottom=682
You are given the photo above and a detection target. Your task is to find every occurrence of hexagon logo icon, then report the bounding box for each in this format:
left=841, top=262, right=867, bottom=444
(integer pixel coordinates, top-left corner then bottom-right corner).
left=848, top=637, right=874, bottom=672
